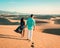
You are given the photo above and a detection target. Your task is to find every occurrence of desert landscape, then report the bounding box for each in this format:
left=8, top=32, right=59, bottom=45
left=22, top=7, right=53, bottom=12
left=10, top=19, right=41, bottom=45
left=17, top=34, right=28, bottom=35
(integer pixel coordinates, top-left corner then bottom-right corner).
left=0, top=0, right=60, bottom=48
left=0, top=14, right=60, bottom=48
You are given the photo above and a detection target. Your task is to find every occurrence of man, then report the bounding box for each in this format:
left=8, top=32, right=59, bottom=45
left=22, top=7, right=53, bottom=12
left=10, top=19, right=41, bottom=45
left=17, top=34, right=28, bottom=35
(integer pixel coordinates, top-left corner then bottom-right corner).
left=26, top=14, right=36, bottom=41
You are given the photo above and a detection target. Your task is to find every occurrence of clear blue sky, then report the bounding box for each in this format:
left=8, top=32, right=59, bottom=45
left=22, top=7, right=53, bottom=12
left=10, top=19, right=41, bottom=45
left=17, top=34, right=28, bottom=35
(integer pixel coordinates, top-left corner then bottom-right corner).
left=0, top=0, right=60, bottom=14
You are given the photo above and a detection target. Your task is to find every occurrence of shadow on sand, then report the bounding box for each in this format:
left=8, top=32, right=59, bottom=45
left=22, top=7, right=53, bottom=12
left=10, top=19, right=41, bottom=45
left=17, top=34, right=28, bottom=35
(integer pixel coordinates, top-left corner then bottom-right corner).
left=43, top=28, right=60, bottom=35
left=0, top=34, right=27, bottom=40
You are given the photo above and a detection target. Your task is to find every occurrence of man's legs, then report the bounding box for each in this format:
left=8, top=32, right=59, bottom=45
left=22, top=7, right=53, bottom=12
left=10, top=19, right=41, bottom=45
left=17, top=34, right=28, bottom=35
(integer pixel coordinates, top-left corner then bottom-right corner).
left=27, top=30, right=33, bottom=41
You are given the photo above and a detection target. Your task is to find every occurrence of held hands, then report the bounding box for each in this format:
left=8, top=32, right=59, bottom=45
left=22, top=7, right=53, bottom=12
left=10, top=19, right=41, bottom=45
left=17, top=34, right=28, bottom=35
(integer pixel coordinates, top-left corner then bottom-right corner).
left=33, top=26, right=35, bottom=31
left=33, top=28, right=35, bottom=31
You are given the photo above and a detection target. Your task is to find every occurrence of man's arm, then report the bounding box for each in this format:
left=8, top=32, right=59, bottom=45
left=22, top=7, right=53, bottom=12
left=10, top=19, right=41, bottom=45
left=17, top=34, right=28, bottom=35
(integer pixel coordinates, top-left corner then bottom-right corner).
left=33, top=20, right=36, bottom=30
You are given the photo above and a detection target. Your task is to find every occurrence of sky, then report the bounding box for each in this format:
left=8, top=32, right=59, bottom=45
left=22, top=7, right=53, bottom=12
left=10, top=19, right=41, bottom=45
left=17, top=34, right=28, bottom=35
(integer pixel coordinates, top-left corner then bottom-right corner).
left=0, top=0, right=60, bottom=14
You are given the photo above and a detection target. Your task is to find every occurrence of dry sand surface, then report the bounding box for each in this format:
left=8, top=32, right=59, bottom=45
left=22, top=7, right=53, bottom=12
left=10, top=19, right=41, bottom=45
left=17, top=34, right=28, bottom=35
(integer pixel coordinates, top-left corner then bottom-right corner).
left=0, top=22, right=60, bottom=48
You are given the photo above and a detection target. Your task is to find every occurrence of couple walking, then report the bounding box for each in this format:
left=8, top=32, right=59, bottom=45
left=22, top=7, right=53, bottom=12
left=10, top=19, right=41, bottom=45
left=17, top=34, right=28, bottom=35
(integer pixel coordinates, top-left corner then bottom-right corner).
left=15, top=14, right=36, bottom=41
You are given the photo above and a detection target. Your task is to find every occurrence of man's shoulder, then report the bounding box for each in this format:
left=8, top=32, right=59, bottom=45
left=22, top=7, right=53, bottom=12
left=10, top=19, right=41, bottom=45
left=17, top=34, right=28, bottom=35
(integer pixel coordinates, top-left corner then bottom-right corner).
left=32, top=18, right=35, bottom=21
left=27, top=18, right=35, bottom=21
left=27, top=18, right=30, bottom=19
left=27, top=18, right=31, bottom=20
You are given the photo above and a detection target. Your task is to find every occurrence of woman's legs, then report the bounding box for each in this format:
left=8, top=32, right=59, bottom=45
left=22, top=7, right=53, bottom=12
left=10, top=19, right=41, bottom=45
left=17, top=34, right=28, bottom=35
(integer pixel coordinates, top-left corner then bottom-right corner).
left=22, top=29, right=25, bottom=37
left=21, top=29, right=25, bottom=37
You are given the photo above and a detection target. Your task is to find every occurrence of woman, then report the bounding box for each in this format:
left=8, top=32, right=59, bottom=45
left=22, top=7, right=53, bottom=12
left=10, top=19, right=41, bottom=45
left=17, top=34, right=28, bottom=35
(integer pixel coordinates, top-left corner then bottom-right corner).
left=15, top=17, right=25, bottom=37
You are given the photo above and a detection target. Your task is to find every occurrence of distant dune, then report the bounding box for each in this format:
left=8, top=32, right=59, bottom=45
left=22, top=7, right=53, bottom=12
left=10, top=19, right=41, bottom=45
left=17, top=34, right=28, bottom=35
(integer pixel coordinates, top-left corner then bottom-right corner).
left=0, top=18, right=19, bottom=25
left=54, top=19, right=60, bottom=24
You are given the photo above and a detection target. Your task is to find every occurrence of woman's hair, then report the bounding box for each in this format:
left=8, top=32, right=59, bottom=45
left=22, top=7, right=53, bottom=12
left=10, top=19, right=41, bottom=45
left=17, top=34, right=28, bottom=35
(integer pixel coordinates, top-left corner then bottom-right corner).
left=21, top=17, right=24, bottom=22
left=20, top=17, right=25, bottom=25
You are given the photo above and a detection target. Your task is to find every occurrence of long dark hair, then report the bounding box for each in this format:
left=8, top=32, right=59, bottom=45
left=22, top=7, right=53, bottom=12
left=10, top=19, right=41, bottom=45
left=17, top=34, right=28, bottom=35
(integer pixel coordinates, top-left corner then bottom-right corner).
left=21, top=17, right=24, bottom=22
left=20, top=17, right=25, bottom=25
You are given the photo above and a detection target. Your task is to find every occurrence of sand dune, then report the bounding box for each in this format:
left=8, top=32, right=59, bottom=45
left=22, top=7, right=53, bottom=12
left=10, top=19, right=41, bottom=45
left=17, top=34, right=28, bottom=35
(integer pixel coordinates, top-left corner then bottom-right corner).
left=0, top=21, right=60, bottom=48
